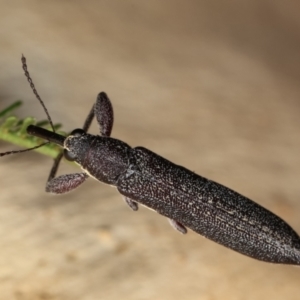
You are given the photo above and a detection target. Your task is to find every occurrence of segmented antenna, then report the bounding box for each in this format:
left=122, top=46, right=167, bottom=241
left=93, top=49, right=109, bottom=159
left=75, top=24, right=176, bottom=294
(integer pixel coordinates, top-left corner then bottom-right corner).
left=0, top=55, right=57, bottom=157
left=21, top=55, right=55, bottom=132
left=0, top=143, right=48, bottom=157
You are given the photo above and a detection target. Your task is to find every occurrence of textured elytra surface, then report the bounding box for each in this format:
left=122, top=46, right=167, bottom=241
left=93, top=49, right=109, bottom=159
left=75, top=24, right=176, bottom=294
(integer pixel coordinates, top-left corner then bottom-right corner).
left=1, top=1, right=300, bottom=300
left=117, top=147, right=300, bottom=264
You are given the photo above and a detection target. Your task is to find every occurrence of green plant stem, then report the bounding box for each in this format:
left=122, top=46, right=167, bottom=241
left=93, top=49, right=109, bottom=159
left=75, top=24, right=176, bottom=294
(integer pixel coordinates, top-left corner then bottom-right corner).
left=0, top=130, right=62, bottom=158
left=0, top=101, right=65, bottom=159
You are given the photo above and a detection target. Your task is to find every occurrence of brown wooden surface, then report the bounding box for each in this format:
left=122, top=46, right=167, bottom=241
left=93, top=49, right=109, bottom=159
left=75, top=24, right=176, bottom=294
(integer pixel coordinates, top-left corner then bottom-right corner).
left=1, top=1, right=300, bottom=299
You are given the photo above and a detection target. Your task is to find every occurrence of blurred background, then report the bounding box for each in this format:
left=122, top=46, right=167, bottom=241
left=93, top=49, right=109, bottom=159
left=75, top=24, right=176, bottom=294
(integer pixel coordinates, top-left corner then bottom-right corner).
left=1, top=1, right=300, bottom=299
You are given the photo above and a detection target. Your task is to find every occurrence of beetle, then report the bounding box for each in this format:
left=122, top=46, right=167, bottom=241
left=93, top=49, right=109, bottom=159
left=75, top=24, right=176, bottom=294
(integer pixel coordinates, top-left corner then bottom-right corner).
left=1, top=56, right=300, bottom=265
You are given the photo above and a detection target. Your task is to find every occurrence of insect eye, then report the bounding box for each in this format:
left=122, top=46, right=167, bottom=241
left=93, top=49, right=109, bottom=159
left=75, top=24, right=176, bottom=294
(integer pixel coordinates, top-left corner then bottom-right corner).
left=64, top=149, right=76, bottom=162
left=70, top=128, right=85, bottom=136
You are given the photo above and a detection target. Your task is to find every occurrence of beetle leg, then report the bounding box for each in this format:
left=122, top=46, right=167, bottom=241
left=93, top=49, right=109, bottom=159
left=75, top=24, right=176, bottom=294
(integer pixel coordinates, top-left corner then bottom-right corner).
left=168, top=219, right=187, bottom=234
left=95, top=92, right=114, bottom=137
left=45, top=93, right=113, bottom=193
left=122, top=196, right=139, bottom=211
left=46, top=100, right=99, bottom=188
left=46, top=173, right=89, bottom=194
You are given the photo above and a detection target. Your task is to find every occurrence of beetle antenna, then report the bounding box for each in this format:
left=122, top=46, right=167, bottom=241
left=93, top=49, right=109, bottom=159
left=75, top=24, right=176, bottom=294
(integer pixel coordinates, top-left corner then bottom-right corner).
left=0, top=143, right=49, bottom=157
left=0, top=56, right=55, bottom=157
left=21, top=55, right=55, bottom=133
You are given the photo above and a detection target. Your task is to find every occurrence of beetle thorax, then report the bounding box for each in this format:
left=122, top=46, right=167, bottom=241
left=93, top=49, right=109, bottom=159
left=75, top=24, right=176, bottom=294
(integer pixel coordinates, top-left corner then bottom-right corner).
left=65, top=134, right=132, bottom=185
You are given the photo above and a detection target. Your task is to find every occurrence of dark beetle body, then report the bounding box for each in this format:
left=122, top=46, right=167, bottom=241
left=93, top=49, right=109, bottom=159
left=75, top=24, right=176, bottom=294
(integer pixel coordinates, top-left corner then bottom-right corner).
left=4, top=58, right=298, bottom=266
left=120, top=147, right=300, bottom=265
left=12, top=71, right=298, bottom=267
left=65, top=132, right=300, bottom=265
